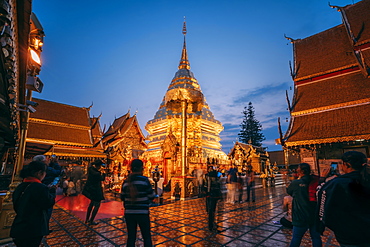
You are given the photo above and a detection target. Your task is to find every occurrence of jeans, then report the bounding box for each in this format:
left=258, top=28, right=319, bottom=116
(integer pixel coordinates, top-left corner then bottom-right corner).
left=289, top=225, right=322, bottom=247
left=13, top=236, right=43, bottom=247
left=246, top=182, right=255, bottom=201
left=206, top=197, right=219, bottom=230
left=125, top=214, right=153, bottom=247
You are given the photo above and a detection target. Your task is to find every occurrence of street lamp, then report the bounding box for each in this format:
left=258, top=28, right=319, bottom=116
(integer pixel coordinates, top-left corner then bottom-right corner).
left=14, top=13, right=44, bottom=179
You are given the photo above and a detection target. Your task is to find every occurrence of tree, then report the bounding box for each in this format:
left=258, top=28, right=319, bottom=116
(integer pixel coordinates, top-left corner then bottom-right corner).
left=238, top=102, right=265, bottom=146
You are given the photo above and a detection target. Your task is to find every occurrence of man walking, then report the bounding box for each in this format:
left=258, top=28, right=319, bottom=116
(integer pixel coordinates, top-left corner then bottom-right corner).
left=205, top=166, right=222, bottom=232
left=317, top=151, right=370, bottom=247
left=121, top=159, right=156, bottom=247
left=245, top=167, right=255, bottom=202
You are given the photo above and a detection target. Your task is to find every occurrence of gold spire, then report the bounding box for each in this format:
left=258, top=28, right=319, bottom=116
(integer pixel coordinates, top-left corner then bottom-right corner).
left=182, top=16, right=187, bottom=35
left=178, top=17, right=190, bottom=70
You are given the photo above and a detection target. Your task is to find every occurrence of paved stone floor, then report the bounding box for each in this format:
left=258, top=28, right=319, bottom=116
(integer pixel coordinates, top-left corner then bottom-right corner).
left=3, top=184, right=340, bottom=246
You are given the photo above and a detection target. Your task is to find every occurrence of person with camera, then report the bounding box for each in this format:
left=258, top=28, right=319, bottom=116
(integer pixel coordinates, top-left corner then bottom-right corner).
left=33, top=155, right=61, bottom=233
left=10, top=161, right=56, bottom=247
left=287, top=163, right=322, bottom=247
left=82, top=159, right=106, bottom=225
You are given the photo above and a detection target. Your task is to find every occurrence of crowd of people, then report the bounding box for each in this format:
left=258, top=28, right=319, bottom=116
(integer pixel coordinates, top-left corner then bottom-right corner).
left=283, top=151, right=370, bottom=247
left=8, top=150, right=370, bottom=247
left=193, top=164, right=257, bottom=205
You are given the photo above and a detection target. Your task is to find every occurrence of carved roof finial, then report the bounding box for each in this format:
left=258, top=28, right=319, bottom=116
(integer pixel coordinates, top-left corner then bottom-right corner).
left=328, top=2, right=342, bottom=11
left=87, top=102, right=93, bottom=111
left=284, top=34, right=297, bottom=44
left=179, top=17, right=190, bottom=70
left=182, top=16, right=187, bottom=35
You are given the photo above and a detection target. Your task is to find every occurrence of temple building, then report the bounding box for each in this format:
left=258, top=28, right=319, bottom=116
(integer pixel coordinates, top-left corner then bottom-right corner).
left=228, top=142, right=270, bottom=173
left=102, top=112, right=147, bottom=173
left=143, top=21, right=229, bottom=184
left=280, top=0, right=370, bottom=173
left=24, top=98, right=106, bottom=164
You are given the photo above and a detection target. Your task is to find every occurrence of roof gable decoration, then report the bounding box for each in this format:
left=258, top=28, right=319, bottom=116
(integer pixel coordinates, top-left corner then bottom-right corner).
left=161, top=131, right=179, bottom=158
left=330, top=1, right=370, bottom=77
left=103, top=114, right=147, bottom=148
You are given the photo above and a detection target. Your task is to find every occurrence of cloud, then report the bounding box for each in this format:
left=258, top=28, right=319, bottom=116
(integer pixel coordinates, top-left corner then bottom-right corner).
left=208, top=82, right=292, bottom=152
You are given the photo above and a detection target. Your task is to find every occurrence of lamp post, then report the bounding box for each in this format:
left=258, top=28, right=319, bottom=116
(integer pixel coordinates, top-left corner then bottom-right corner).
left=14, top=13, right=44, bottom=180
left=181, top=100, right=187, bottom=176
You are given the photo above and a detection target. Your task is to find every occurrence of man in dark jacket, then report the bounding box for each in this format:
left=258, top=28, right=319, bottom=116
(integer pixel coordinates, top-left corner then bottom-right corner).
left=121, top=159, right=156, bottom=247
left=287, top=163, right=322, bottom=247
left=317, top=151, right=370, bottom=246
left=205, top=166, right=222, bottom=232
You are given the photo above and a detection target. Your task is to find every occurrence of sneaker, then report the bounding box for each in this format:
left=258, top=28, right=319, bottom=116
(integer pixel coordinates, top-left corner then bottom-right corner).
left=273, top=221, right=281, bottom=225
left=89, top=221, right=99, bottom=225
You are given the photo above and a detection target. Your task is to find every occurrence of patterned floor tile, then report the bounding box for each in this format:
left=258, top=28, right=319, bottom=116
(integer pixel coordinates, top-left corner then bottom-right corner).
left=226, top=239, right=258, bottom=247
left=0, top=184, right=343, bottom=247
left=160, top=229, right=185, bottom=239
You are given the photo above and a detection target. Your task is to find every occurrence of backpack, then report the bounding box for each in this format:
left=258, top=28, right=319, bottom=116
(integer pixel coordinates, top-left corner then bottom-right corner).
left=308, top=175, right=319, bottom=202
left=360, top=164, right=370, bottom=195
left=207, top=176, right=222, bottom=198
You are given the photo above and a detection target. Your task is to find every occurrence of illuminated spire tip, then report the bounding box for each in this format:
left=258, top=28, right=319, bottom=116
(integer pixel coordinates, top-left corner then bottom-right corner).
left=182, top=16, right=187, bottom=35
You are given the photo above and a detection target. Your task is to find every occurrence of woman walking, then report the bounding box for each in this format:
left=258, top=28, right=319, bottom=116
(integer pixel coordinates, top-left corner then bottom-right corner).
left=121, top=159, right=156, bottom=247
left=10, top=161, right=56, bottom=247
left=82, top=159, right=106, bottom=225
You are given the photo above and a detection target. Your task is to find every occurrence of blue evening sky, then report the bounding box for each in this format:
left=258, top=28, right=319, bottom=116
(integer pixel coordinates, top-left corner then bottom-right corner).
left=32, top=0, right=359, bottom=154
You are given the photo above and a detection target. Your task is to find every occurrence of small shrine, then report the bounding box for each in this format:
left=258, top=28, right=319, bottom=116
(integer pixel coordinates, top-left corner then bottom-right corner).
left=101, top=112, right=148, bottom=189
left=228, top=142, right=270, bottom=173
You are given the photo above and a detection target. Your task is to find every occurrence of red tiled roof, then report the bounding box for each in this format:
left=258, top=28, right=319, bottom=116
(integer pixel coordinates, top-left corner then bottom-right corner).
left=285, top=1, right=370, bottom=146
left=28, top=121, right=93, bottom=146
left=343, top=0, right=370, bottom=45
left=294, top=25, right=357, bottom=80
left=285, top=104, right=370, bottom=146
left=31, top=98, right=90, bottom=127
left=292, top=71, right=370, bottom=113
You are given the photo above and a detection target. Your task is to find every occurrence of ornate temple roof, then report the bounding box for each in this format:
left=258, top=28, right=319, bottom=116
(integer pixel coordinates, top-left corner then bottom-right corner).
left=229, top=142, right=268, bottom=157
left=284, top=0, right=370, bottom=147
left=26, top=98, right=105, bottom=158
left=102, top=112, right=147, bottom=148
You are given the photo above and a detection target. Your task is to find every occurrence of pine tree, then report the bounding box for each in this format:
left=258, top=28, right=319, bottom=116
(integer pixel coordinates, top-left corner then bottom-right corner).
left=238, top=102, right=265, bottom=146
